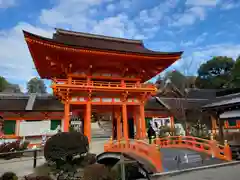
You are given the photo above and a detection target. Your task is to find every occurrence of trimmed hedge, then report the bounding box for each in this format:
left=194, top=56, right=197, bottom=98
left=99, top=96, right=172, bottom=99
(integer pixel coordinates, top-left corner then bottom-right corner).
left=44, top=132, right=89, bottom=163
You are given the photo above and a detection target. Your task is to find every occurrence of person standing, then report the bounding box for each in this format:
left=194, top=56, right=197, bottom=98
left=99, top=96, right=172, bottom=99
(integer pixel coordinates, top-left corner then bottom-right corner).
left=147, top=124, right=156, bottom=144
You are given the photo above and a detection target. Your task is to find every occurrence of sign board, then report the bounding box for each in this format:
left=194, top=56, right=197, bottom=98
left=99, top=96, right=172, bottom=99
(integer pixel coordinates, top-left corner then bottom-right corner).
left=70, top=117, right=82, bottom=132
left=150, top=117, right=171, bottom=131
left=19, top=120, right=51, bottom=136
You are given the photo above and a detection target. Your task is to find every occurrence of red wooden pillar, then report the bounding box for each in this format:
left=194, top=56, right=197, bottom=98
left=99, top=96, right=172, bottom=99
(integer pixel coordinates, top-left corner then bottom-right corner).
left=84, top=101, right=91, bottom=143
left=115, top=110, right=122, bottom=141
left=63, top=101, right=70, bottom=132
left=140, top=103, right=146, bottom=139
left=122, top=103, right=129, bottom=140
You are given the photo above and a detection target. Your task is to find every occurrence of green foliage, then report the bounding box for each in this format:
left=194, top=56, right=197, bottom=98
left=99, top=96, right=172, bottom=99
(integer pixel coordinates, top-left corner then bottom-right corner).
left=0, top=76, right=22, bottom=93
left=23, top=176, right=52, bottom=180
left=158, top=125, right=180, bottom=137
left=195, top=56, right=235, bottom=89
left=44, top=132, right=89, bottom=164
left=0, top=172, right=18, bottom=180
left=0, top=140, right=30, bottom=159
left=230, top=56, right=240, bottom=88
left=5, top=84, right=22, bottom=93
left=83, top=164, right=116, bottom=180
left=164, top=70, right=187, bottom=91
left=27, top=77, right=47, bottom=93
left=158, top=70, right=196, bottom=97
left=189, top=120, right=209, bottom=138
left=0, top=76, right=9, bottom=92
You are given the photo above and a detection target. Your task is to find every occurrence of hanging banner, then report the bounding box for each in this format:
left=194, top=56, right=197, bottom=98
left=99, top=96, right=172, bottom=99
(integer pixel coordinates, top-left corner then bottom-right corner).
left=150, top=117, right=171, bottom=131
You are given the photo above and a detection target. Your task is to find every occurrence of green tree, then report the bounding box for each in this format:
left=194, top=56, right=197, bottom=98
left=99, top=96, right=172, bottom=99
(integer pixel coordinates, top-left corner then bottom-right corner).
left=195, top=56, right=235, bottom=89
left=231, top=56, right=240, bottom=88
left=0, top=76, right=9, bottom=92
left=164, top=70, right=187, bottom=91
left=3, top=84, right=22, bottom=93
left=27, top=77, right=47, bottom=93
left=158, top=70, right=196, bottom=95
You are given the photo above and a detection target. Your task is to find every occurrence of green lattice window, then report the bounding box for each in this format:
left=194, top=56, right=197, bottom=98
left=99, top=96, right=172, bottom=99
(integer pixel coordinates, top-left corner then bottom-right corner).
left=51, top=120, right=61, bottom=130
left=3, top=120, right=16, bottom=135
left=228, top=119, right=237, bottom=126
left=145, top=117, right=152, bottom=129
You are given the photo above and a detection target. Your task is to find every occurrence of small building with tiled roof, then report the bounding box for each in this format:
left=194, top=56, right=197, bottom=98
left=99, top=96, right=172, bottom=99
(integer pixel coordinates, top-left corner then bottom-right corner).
left=202, top=88, right=240, bottom=143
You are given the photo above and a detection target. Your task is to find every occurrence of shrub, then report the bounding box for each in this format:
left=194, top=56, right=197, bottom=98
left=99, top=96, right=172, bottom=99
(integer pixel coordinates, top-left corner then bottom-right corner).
left=44, top=132, right=89, bottom=164
left=0, top=140, right=29, bottom=159
left=76, top=153, right=97, bottom=167
left=158, top=125, right=178, bottom=137
left=23, top=176, right=53, bottom=180
left=83, top=164, right=116, bottom=180
left=19, top=141, right=30, bottom=150
left=0, top=172, right=18, bottom=180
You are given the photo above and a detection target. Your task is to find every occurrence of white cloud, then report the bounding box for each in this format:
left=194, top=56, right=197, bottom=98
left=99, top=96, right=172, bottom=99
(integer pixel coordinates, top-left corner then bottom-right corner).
left=146, top=41, right=177, bottom=52
left=170, top=0, right=222, bottom=27
left=173, top=43, right=240, bottom=75
left=185, top=0, right=218, bottom=7
left=137, top=0, right=179, bottom=26
left=40, top=0, right=179, bottom=39
left=39, top=0, right=147, bottom=39
left=215, top=31, right=225, bottom=36
left=220, top=0, right=240, bottom=10
left=106, top=3, right=115, bottom=12
left=193, top=44, right=240, bottom=59
left=180, top=32, right=208, bottom=47
left=119, top=0, right=132, bottom=9
left=0, top=0, right=16, bottom=8
left=39, top=0, right=112, bottom=30
left=91, top=13, right=145, bottom=39
left=171, top=6, right=206, bottom=26
left=0, top=22, right=52, bottom=89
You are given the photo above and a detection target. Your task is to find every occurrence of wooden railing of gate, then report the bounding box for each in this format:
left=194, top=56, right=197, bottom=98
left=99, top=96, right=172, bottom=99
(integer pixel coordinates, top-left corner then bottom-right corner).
left=52, top=79, right=156, bottom=91
left=153, top=136, right=232, bottom=161
left=104, top=138, right=163, bottom=172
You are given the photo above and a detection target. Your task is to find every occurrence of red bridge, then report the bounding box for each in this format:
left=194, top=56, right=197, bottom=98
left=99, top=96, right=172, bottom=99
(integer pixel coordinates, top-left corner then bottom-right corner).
left=101, top=136, right=232, bottom=173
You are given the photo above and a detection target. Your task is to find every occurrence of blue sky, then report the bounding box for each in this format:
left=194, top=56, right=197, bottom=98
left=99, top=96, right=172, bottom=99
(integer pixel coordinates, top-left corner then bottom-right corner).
left=0, top=0, right=240, bottom=92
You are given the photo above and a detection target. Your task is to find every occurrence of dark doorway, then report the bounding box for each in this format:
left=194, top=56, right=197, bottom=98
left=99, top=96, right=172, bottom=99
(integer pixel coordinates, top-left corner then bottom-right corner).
left=128, top=118, right=135, bottom=139
left=113, top=118, right=117, bottom=140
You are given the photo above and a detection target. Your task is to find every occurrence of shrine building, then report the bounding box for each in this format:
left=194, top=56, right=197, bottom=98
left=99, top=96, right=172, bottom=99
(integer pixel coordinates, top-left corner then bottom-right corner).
left=22, top=29, right=183, bottom=142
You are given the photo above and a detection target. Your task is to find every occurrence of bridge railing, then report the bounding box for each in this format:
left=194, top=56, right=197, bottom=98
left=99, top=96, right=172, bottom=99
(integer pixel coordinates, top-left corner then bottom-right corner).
left=152, top=136, right=232, bottom=161
left=104, top=138, right=163, bottom=172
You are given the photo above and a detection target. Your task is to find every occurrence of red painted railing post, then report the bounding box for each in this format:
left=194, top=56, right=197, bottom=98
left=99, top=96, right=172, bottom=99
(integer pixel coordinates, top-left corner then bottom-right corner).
left=155, top=137, right=160, bottom=146
left=178, top=135, right=182, bottom=146
left=224, top=140, right=232, bottom=161
left=209, top=133, right=218, bottom=158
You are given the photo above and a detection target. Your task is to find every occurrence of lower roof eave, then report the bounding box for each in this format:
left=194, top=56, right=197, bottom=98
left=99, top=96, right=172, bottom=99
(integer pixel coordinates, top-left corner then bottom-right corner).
left=202, top=102, right=240, bottom=111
